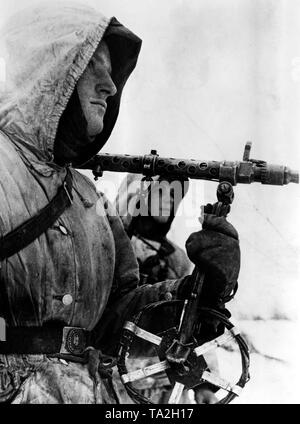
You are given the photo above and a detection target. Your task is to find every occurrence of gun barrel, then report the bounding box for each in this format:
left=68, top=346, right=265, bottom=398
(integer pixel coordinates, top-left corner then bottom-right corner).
left=85, top=153, right=222, bottom=181
left=82, top=153, right=299, bottom=186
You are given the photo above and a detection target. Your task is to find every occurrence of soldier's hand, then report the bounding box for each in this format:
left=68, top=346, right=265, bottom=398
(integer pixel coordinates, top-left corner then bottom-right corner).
left=193, top=384, right=218, bottom=404
left=185, top=213, right=240, bottom=305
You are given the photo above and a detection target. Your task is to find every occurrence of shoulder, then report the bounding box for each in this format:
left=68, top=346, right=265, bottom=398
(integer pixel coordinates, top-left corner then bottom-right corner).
left=70, top=168, right=103, bottom=205
left=71, top=169, right=97, bottom=191
left=72, top=170, right=125, bottom=225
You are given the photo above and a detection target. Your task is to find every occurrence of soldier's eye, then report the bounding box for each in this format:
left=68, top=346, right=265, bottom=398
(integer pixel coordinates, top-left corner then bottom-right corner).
left=88, top=59, right=95, bottom=71
left=88, top=59, right=100, bottom=76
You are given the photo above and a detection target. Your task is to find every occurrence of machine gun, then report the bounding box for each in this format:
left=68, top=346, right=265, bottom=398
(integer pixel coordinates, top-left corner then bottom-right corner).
left=81, top=143, right=298, bottom=404
left=81, top=142, right=298, bottom=186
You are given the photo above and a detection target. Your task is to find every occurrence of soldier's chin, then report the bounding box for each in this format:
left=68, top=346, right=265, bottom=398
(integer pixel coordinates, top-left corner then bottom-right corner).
left=87, top=117, right=104, bottom=139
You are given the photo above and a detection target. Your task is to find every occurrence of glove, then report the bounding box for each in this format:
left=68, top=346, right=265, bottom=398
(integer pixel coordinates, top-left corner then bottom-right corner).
left=194, top=384, right=219, bottom=404
left=185, top=213, right=240, bottom=308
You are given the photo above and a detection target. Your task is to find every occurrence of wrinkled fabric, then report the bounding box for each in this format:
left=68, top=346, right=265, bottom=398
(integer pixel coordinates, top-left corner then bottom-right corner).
left=0, top=354, right=34, bottom=402
left=0, top=3, right=185, bottom=403
left=0, top=354, right=117, bottom=404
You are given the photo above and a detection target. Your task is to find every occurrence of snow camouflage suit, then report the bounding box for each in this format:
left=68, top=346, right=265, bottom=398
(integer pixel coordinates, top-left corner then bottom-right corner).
left=113, top=174, right=193, bottom=403
left=0, top=3, right=189, bottom=404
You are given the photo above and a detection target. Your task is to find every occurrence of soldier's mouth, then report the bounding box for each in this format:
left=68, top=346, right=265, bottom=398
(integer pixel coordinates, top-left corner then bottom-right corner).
left=90, top=100, right=107, bottom=112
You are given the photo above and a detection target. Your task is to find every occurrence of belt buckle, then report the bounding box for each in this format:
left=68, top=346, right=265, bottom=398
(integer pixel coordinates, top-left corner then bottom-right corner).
left=60, top=327, right=87, bottom=355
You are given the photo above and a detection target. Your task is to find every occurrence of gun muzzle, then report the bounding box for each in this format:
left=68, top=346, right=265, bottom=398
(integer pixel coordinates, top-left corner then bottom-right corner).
left=255, top=164, right=299, bottom=185
left=285, top=168, right=299, bottom=185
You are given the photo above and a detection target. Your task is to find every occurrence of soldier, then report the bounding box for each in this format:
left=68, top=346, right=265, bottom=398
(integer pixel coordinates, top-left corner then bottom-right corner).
left=115, top=174, right=192, bottom=285
left=114, top=174, right=219, bottom=403
left=0, top=3, right=240, bottom=404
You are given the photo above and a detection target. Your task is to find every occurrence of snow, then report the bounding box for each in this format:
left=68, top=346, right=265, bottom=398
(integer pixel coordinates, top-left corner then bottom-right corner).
left=215, top=320, right=300, bottom=404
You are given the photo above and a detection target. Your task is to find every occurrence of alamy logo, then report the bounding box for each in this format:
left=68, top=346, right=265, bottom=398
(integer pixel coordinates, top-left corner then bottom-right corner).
left=95, top=177, right=204, bottom=229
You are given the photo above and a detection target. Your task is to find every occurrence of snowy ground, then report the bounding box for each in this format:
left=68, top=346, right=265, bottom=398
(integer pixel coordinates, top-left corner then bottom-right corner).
left=214, top=320, right=300, bottom=404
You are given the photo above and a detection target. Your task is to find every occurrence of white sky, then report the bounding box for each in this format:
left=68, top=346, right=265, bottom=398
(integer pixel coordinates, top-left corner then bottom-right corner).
left=0, top=0, right=300, bottom=364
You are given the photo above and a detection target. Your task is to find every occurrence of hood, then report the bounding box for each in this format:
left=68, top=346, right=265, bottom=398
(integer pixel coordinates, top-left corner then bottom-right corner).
left=114, top=173, right=189, bottom=236
left=0, top=2, right=141, bottom=168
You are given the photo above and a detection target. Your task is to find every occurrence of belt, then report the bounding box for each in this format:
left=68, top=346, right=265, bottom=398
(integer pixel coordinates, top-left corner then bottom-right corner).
left=0, top=326, right=91, bottom=356
left=0, top=170, right=73, bottom=262
left=0, top=325, right=120, bottom=403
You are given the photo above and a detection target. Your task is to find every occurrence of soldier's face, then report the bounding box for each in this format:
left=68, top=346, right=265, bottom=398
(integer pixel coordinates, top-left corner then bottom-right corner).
left=150, top=182, right=175, bottom=224
left=77, top=41, right=117, bottom=139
